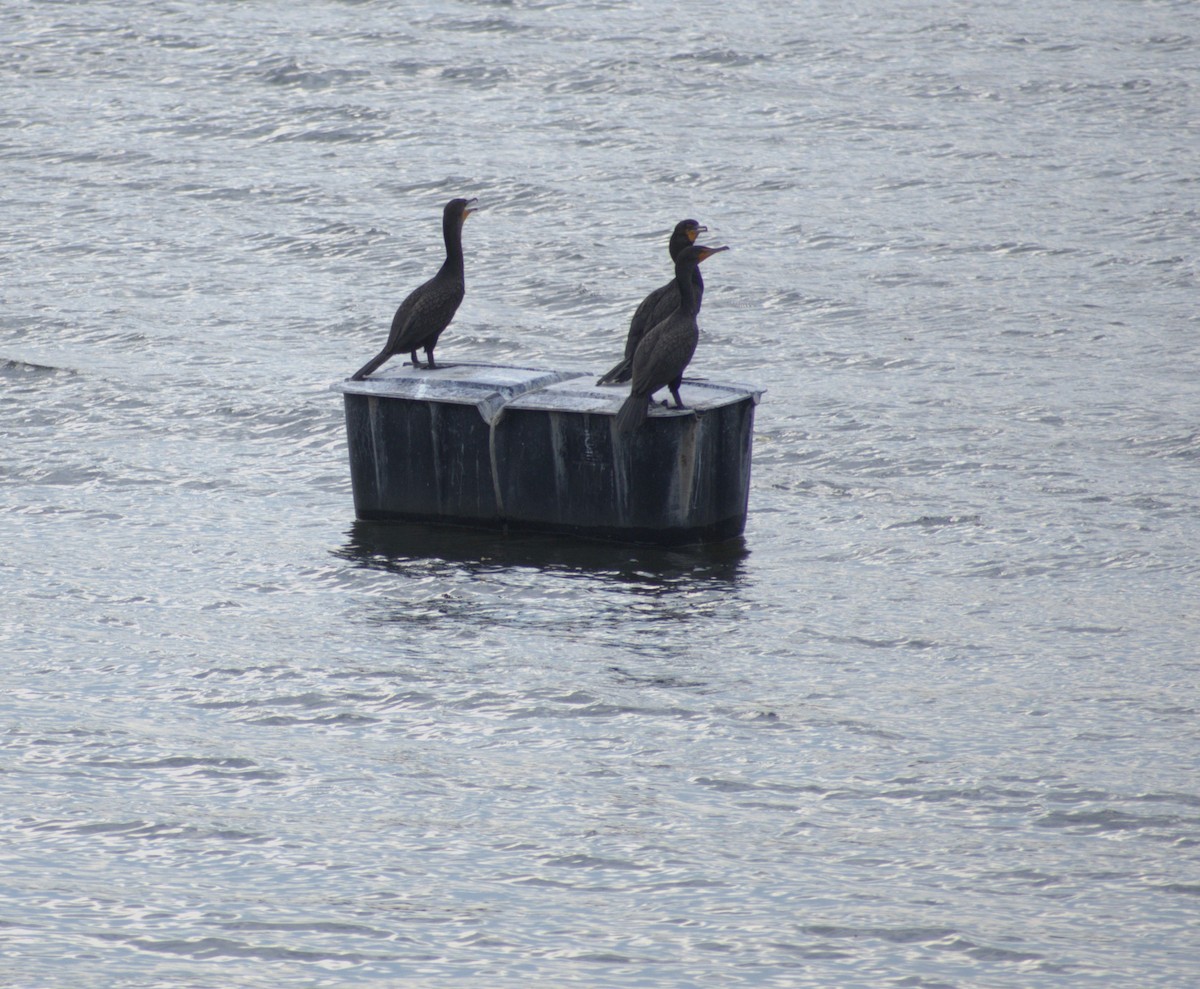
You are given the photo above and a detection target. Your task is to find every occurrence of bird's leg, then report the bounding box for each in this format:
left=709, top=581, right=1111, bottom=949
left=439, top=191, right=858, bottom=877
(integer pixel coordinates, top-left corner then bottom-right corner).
left=424, top=347, right=437, bottom=370
left=668, top=379, right=688, bottom=409
left=409, top=350, right=421, bottom=368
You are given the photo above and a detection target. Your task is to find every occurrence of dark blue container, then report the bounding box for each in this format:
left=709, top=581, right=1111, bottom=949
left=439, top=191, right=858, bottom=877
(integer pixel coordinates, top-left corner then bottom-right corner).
left=335, top=363, right=760, bottom=546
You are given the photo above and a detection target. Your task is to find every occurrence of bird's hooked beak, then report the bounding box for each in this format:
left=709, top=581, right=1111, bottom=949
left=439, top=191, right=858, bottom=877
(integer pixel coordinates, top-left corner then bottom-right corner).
left=463, top=198, right=479, bottom=220
left=698, top=244, right=730, bottom=262
left=688, top=224, right=708, bottom=242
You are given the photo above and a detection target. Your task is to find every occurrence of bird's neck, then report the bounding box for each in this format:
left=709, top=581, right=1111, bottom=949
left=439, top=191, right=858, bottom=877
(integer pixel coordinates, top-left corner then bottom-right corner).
left=671, top=244, right=706, bottom=295
left=440, top=218, right=465, bottom=277
left=676, top=263, right=700, bottom=316
left=668, top=233, right=691, bottom=262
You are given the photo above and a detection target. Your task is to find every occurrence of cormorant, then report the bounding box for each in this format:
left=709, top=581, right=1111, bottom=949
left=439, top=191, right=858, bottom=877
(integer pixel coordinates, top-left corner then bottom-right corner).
left=350, top=197, right=476, bottom=380
left=597, top=219, right=706, bottom=385
left=614, top=243, right=729, bottom=434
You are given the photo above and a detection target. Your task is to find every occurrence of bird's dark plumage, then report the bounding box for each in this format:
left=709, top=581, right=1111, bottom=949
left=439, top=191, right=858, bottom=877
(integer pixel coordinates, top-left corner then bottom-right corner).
left=351, top=197, right=476, bottom=380
left=615, top=243, right=728, bottom=434
left=597, top=219, right=706, bottom=386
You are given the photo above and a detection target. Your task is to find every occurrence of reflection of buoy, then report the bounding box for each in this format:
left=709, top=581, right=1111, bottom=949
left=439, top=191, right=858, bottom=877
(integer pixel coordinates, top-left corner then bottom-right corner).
left=335, top=362, right=761, bottom=546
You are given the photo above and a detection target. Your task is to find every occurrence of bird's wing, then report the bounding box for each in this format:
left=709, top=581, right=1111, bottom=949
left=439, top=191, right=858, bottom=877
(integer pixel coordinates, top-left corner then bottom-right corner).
left=644, top=282, right=683, bottom=330
left=629, top=315, right=676, bottom=394
left=625, top=281, right=673, bottom=359
left=391, top=279, right=464, bottom=352
left=630, top=312, right=699, bottom=396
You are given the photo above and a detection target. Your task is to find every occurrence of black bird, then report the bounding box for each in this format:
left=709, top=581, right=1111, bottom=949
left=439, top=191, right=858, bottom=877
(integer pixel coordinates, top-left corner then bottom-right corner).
left=615, top=243, right=729, bottom=434
left=597, top=219, right=706, bottom=385
left=351, top=197, right=476, bottom=380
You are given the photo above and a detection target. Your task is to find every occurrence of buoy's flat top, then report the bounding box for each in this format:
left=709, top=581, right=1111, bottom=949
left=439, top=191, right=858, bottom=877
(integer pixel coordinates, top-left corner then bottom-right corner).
left=333, top=361, right=761, bottom=420
left=333, top=362, right=585, bottom=422
left=505, top=376, right=762, bottom=415
left=334, top=362, right=581, bottom=399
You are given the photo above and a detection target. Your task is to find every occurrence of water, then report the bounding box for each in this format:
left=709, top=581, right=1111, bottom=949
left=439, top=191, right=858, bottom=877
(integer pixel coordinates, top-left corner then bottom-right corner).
left=2, top=0, right=1197, bottom=985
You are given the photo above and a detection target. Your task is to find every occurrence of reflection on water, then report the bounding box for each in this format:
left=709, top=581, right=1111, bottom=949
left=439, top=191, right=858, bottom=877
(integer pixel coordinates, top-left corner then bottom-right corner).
left=334, top=519, right=753, bottom=661
left=338, top=518, right=749, bottom=587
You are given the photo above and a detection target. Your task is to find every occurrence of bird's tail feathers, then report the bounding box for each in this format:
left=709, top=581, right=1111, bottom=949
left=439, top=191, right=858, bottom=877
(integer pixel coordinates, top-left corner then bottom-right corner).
left=615, top=392, right=648, bottom=434
left=350, top=349, right=389, bottom=381
left=596, top=357, right=633, bottom=386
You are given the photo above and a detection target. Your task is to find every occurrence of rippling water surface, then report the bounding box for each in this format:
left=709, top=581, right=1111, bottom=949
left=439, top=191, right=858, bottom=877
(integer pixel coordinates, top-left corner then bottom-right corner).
left=2, top=1, right=1198, bottom=986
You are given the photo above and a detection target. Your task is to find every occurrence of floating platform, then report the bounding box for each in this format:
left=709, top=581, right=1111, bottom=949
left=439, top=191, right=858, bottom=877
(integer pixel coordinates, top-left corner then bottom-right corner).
left=334, top=362, right=761, bottom=546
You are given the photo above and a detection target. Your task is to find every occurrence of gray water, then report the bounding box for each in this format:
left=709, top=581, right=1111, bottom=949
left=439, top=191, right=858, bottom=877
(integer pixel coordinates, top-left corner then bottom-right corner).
left=2, top=0, right=1198, bottom=986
